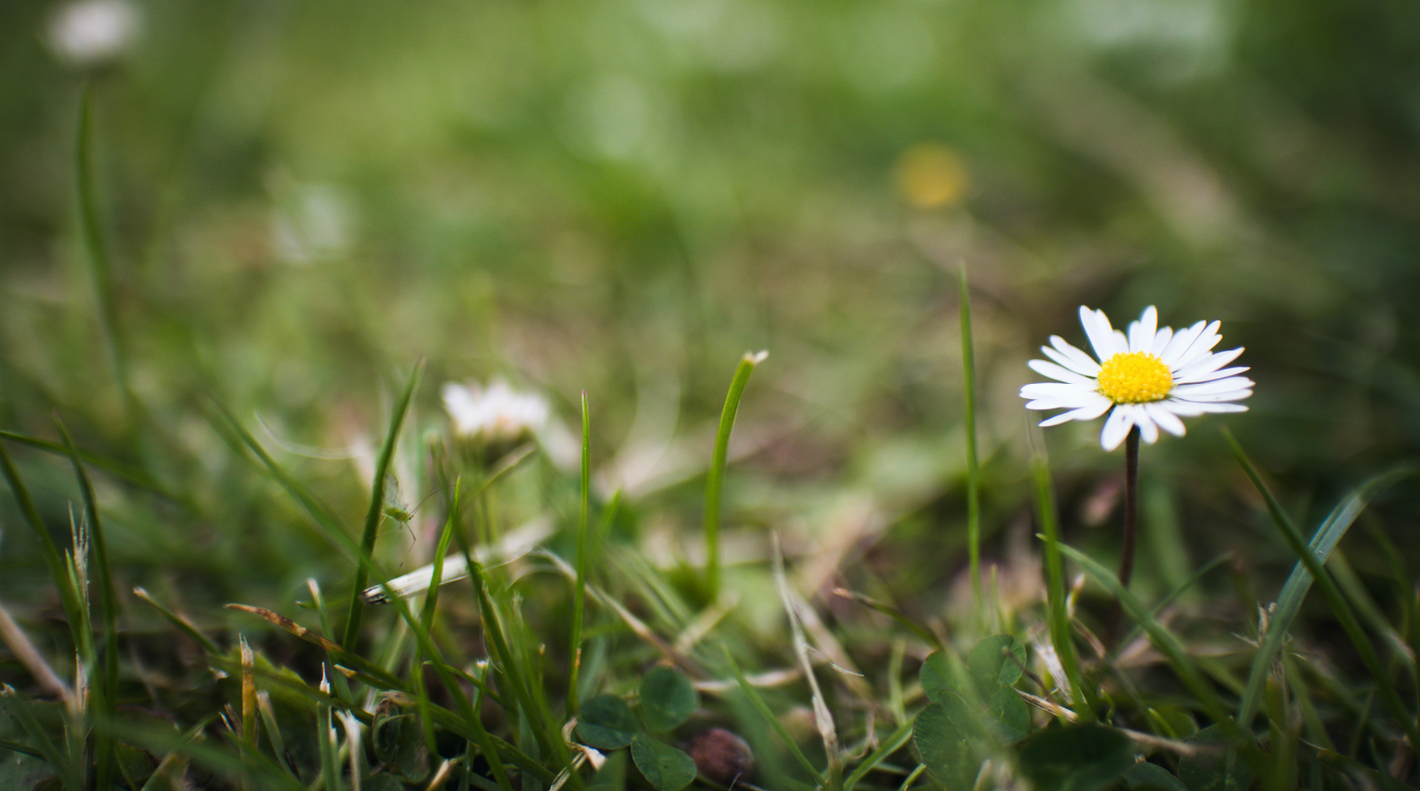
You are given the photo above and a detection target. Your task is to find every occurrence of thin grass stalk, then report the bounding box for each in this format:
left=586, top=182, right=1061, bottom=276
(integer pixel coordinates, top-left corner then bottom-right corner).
left=843, top=720, right=913, bottom=791
left=2, top=685, right=86, bottom=791
left=76, top=82, right=131, bottom=415
left=317, top=671, right=343, bottom=791
left=0, top=442, right=86, bottom=631
left=1225, top=431, right=1420, bottom=750
left=569, top=391, right=591, bottom=717
left=958, top=266, right=983, bottom=620
left=57, top=419, right=119, bottom=790
left=342, top=360, right=424, bottom=649
left=704, top=351, right=766, bottom=601
left=721, top=646, right=826, bottom=786
left=1030, top=455, right=1093, bottom=719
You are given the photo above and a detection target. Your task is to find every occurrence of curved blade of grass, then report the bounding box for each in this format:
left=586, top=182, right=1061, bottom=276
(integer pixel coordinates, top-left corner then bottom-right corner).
left=1030, top=455, right=1093, bottom=718
left=342, top=360, right=424, bottom=649
left=56, top=418, right=120, bottom=791
left=1, top=685, right=84, bottom=791
left=704, top=351, right=767, bottom=601
left=0, top=442, right=86, bottom=640
left=831, top=588, right=944, bottom=651
left=1236, top=465, right=1416, bottom=729
left=1053, top=543, right=1237, bottom=732
left=1225, top=433, right=1420, bottom=748
left=843, top=719, right=913, bottom=791
left=0, top=429, right=170, bottom=497
left=1116, top=553, right=1231, bottom=654
left=569, top=391, right=591, bottom=717
left=722, top=645, right=825, bottom=786
left=959, top=266, right=983, bottom=620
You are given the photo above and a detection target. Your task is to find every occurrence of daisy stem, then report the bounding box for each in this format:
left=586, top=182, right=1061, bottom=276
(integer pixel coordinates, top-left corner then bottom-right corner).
left=1105, top=426, right=1141, bottom=649
left=958, top=265, right=983, bottom=624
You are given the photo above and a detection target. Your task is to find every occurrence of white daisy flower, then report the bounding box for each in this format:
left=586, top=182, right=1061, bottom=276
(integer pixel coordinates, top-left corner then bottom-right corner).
left=1020, top=306, right=1253, bottom=451
left=441, top=379, right=549, bottom=443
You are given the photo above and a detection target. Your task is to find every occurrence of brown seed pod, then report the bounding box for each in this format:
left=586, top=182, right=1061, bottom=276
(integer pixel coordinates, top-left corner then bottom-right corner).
left=684, top=727, right=754, bottom=785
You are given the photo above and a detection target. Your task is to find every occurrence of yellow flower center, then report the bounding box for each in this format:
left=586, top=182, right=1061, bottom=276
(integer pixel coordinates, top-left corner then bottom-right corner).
left=1096, top=352, right=1173, bottom=404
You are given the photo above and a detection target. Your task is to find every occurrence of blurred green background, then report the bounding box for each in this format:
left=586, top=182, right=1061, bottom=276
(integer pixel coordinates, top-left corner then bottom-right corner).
left=2, top=0, right=1419, bottom=624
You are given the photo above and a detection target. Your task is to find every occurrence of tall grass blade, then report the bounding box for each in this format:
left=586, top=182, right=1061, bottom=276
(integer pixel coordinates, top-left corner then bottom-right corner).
left=1030, top=455, right=1092, bottom=718
left=342, top=360, right=425, bottom=649
left=959, top=265, right=983, bottom=620
left=569, top=391, right=591, bottom=717
left=76, top=82, right=131, bottom=412
left=704, top=350, right=767, bottom=601
left=1225, top=433, right=1420, bottom=748
left=2, top=685, right=85, bottom=791
left=721, top=645, right=825, bottom=787
left=1236, top=464, right=1416, bottom=729
left=56, top=418, right=119, bottom=791
left=0, top=442, right=87, bottom=646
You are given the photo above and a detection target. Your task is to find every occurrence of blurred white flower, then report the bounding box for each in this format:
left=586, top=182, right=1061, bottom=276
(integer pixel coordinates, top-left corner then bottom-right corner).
left=441, top=379, right=549, bottom=443
left=270, top=180, right=357, bottom=265
left=46, top=0, right=142, bottom=68
left=1021, top=305, right=1253, bottom=451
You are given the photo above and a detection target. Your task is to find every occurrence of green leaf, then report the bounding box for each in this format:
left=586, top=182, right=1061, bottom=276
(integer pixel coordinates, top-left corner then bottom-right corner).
left=577, top=695, right=640, bottom=750
left=630, top=734, right=697, bottom=791
left=913, top=692, right=985, bottom=790
left=919, top=651, right=955, bottom=705
left=987, top=686, right=1031, bottom=744
left=0, top=750, right=54, bottom=790
left=371, top=701, right=430, bottom=782
left=1177, top=726, right=1254, bottom=791
left=1122, top=762, right=1190, bottom=791
left=1015, top=724, right=1136, bottom=791
left=639, top=667, right=699, bottom=733
left=969, top=635, right=1026, bottom=692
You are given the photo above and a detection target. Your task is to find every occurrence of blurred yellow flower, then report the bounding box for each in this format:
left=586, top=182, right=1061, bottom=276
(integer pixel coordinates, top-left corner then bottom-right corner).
left=894, top=143, right=969, bottom=209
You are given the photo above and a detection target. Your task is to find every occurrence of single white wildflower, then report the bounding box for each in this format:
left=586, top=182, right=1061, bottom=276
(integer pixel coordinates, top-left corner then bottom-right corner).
left=441, top=379, right=549, bottom=443
left=46, top=0, right=141, bottom=68
left=1020, top=305, right=1252, bottom=451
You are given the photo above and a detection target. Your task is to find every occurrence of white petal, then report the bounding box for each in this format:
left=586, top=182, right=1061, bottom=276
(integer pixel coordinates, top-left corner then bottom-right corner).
left=1150, top=326, right=1173, bottom=356
left=1172, top=377, right=1255, bottom=396
left=1128, top=404, right=1160, bottom=444
left=1099, top=406, right=1135, bottom=451
left=1159, top=398, right=1250, bottom=415
left=1144, top=402, right=1186, bottom=436
left=1021, top=382, right=1098, bottom=399
left=1047, top=336, right=1102, bottom=375
left=1198, top=402, right=1249, bottom=413
left=1175, top=365, right=1249, bottom=385
left=1028, top=359, right=1094, bottom=385
left=1174, top=390, right=1253, bottom=403
left=1080, top=306, right=1124, bottom=361
left=1028, top=398, right=1080, bottom=410
left=1160, top=321, right=1206, bottom=366
left=1038, top=395, right=1114, bottom=425
left=1173, top=321, right=1224, bottom=369
left=1113, top=329, right=1129, bottom=354
left=1172, top=347, right=1244, bottom=381
left=1129, top=306, right=1157, bottom=353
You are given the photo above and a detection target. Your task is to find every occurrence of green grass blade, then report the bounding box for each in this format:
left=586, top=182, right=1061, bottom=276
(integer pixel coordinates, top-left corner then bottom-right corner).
left=1053, top=540, right=1262, bottom=765
left=342, top=359, right=425, bottom=649
left=132, top=586, right=222, bottom=655
left=831, top=587, right=944, bottom=651
left=1235, top=463, right=1416, bottom=729
left=843, top=719, right=913, bottom=791
left=1, top=685, right=85, bottom=791
left=959, top=266, right=983, bottom=620
left=704, top=350, right=766, bottom=601
left=56, top=419, right=120, bottom=791
left=1116, top=553, right=1231, bottom=654
left=1030, top=455, right=1093, bottom=719
left=1225, top=433, right=1420, bottom=748
left=0, top=429, right=169, bottom=496
left=76, top=82, right=131, bottom=412
left=569, top=391, right=591, bottom=718
left=721, top=645, right=825, bottom=786
left=0, top=441, right=87, bottom=642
